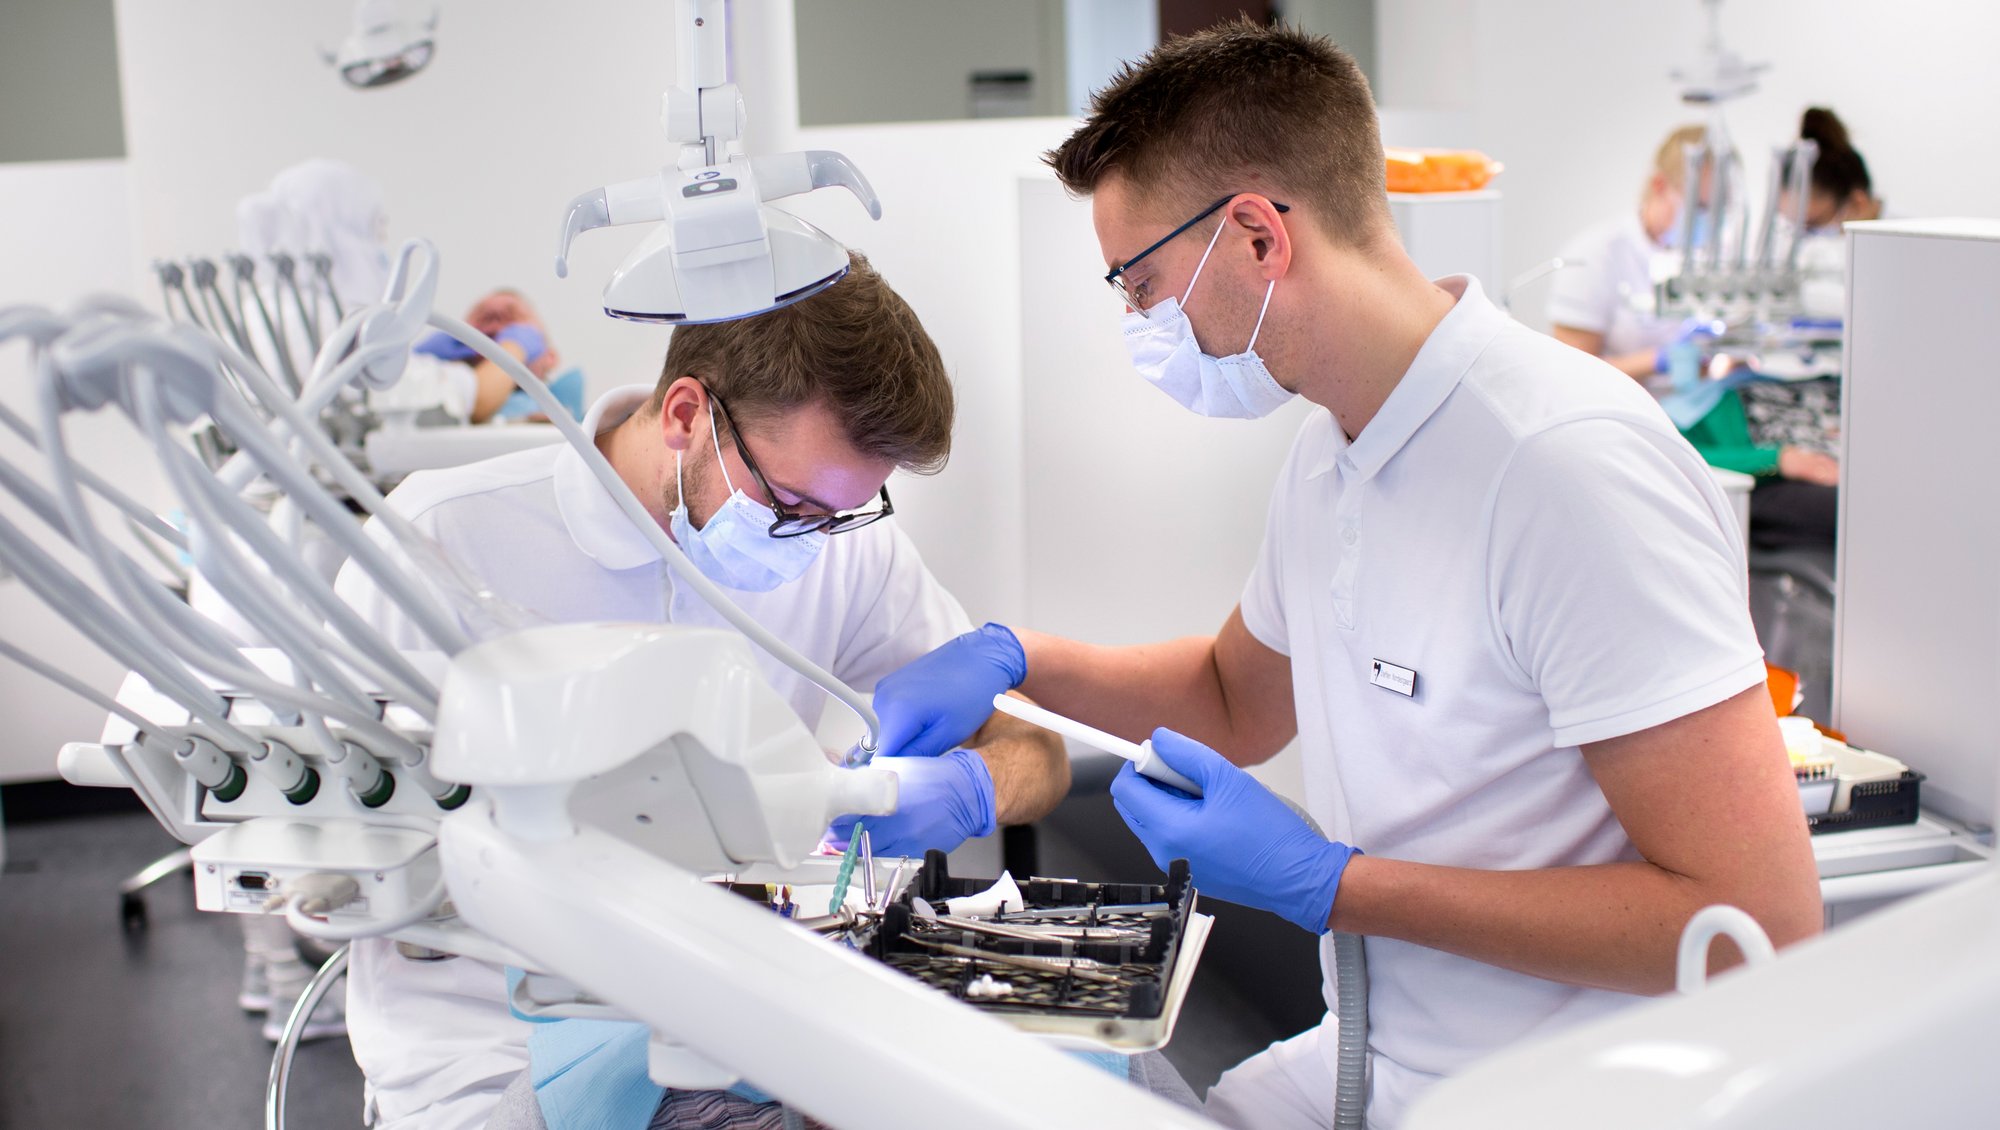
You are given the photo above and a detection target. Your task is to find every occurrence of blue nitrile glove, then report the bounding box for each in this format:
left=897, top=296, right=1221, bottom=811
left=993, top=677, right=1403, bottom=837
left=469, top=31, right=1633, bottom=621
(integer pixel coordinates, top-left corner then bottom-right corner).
left=412, top=329, right=478, bottom=361
left=495, top=322, right=548, bottom=365
left=1110, top=728, right=1357, bottom=935
left=829, top=750, right=997, bottom=856
left=870, top=624, right=1027, bottom=760
left=1655, top=317, right=1726, bottom=388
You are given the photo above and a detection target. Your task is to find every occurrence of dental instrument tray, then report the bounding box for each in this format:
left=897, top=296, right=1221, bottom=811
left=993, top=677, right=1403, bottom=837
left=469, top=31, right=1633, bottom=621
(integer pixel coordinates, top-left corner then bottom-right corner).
left=721, top=850, right=1211, bottom=1052
left=871, top=851, right=1210, bottom=1051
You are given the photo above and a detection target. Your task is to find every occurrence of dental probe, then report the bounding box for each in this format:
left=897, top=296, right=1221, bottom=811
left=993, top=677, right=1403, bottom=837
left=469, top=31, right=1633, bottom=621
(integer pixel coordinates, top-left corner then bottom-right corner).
left=988, top=694, right=1203, bottom=796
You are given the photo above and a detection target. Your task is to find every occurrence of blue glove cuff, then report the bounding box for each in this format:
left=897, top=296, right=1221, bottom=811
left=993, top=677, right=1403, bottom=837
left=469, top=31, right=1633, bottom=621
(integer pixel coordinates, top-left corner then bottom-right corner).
left=1295, top=842, right=1359, bottom=935
left=496, top=322, right=548, bottom=364
left=413, top=330, right=478, bottom=362
left=974, top=623, right=1028, bottom=689
left=1654, top=344, right=1671, bottom=375
left=946, top=748, right=999, bottom=840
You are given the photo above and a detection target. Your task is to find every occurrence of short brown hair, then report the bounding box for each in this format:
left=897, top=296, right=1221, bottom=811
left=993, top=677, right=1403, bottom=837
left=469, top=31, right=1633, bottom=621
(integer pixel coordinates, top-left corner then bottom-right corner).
left=1047, top=19, right=1388, bottom=246
left=649, top=252, right=954, bottom=473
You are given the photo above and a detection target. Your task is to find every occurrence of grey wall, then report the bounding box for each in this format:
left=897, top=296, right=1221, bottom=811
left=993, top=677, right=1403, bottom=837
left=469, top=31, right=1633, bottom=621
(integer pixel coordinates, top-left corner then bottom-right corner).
left=794, top=0, right=1374, bottom=129
left=0, top=0, right=124, bottom=162
left=795, top=0, right=1069, bottom=125
left=1281, top=0, right=1375, bottom=86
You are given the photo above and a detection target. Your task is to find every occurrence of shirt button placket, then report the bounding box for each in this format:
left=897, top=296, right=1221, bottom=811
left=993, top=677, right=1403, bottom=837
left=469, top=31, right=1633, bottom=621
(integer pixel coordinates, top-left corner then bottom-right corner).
left=1330, top=481, right=1361, bottom=631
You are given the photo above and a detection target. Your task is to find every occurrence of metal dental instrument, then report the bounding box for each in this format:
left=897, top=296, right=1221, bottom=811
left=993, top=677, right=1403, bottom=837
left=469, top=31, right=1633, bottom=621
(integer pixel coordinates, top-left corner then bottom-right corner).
left=898, top=936, right=1129, bottom=984
left=1004, top=903, right=1171, bottom=920
left=987, top=694, right=1203, bottom=796
left=875, top=858, right=908, bottom=914
left=860, top=828, right=877, bottom=910
left=933, top=915, right=1147, bottom=945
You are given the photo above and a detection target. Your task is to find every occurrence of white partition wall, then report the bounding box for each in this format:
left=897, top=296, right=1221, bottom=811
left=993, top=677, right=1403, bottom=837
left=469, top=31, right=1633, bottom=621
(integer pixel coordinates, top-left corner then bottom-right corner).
left=1835, top=219, right=2000, bottom=833
left=1016, top=177, right=1311, bottom=801
left=1015, top=178, right=1312, bottom=644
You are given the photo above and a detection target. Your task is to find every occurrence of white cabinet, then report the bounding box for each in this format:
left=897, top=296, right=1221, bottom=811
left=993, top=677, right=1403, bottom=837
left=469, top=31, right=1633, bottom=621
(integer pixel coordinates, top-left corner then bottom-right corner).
left=1835, top=219, right=2000, bottom=836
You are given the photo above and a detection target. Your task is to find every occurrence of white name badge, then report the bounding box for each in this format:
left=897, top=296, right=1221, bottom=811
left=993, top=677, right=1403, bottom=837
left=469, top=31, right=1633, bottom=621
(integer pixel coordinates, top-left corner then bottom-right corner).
left=1370, top=659, right=1417, bottom=697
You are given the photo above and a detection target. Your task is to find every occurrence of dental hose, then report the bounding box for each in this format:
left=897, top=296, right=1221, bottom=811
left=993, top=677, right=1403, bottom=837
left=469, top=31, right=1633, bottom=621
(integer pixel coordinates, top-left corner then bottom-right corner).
left=1331, top=931, right=1368, bottom=1130
left=425, top=311, right=884, bottom=754
left=1283, top=797, right=1369, bottom=1126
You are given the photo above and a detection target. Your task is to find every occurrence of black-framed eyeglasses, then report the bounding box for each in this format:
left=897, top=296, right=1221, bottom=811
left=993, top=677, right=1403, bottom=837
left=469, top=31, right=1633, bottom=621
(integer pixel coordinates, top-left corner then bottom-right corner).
left=709, top=390, right=894, bottom=538
left=1104, top=193, right=1290, bottom=315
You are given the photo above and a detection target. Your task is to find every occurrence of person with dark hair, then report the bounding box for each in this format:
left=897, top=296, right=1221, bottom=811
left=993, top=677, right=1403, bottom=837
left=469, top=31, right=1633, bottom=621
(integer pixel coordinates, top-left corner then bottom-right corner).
left=328, top=253, right=1072, bottom=1130
left=1789, top=106, right=1883, bottom=233
left=1679, top=106, right=1882, bottom=552
left=871, top=20, right=1821, bottom=1129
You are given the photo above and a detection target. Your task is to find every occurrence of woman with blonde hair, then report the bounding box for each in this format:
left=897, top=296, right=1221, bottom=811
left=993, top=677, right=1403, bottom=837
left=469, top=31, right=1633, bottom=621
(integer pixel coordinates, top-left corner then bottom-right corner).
left=1547, top=123, right=1709, bottom=381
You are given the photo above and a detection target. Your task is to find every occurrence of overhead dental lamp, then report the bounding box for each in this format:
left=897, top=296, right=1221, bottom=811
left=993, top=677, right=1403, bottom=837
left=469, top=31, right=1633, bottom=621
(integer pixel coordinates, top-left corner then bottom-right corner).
left=1670, top=0, right=1767, bottom=106
left=325, top=0, right=438, bottom=90
left=554, top=0, right=881, bottom=324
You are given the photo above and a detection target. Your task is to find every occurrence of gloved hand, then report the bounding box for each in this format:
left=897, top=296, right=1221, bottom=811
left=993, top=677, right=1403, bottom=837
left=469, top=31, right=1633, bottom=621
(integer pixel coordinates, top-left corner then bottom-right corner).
left=412, top=330, right=478, bottom=362
left=1110, top=728, right=1357, bottom=934
left=495, top=322, right=549, bottom=365
left=870, top=624, right=1027, bottom=761
left=1655, top=317, right=1726, bottom=387
left=829, top=750, right=996, bottom=856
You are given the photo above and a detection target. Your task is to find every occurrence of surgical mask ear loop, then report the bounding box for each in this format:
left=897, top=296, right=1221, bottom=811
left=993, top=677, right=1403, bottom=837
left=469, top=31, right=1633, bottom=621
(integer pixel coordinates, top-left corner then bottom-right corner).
left=705, top=397, right=738, bottom=495
left=1244, top=278, right=1276, bottom=353
left=673, top=449, right=687, bottom=522
left=1179, top=219, right=1230, bottom=313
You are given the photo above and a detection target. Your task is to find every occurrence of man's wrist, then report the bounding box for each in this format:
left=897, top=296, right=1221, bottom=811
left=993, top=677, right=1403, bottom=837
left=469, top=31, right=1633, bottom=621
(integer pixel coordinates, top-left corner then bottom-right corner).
left=1305, top=841, right=1361, bottom=935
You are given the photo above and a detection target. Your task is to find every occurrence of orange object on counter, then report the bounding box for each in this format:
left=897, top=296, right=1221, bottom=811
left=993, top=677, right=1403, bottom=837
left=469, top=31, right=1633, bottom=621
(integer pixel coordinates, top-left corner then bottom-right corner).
left=1765, top=664, right=1799, bottom=718
left=1384, top=148, right=1502, bottom=193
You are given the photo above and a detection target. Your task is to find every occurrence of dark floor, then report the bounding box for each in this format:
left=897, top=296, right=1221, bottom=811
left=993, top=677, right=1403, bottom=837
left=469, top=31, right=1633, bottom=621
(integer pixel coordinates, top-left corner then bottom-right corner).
left=0, top=807, right=366, bottom=1130
left=0, top=788, right=1318, bottom=1128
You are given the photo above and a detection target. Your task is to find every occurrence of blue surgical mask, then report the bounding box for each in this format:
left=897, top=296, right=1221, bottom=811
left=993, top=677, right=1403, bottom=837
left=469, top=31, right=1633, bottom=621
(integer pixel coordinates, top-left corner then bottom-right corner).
left=1119, top=221, right=1293, bottom=420
left=1660, top=199, right=1713, bottom=251
left=667, top=401, right=827, bottom=592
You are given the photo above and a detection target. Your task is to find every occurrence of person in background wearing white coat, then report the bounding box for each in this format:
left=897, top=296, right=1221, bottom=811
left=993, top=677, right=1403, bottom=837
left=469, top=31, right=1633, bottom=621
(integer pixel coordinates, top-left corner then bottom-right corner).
left=1547, top=123, right=1709, bottom=383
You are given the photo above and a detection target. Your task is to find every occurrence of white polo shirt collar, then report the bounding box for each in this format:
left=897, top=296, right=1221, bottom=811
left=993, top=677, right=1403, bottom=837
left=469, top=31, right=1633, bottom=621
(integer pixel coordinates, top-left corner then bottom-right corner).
left=551, top=384, right=664, bottom=571
left=1305, top=275, right=1508, bottom=483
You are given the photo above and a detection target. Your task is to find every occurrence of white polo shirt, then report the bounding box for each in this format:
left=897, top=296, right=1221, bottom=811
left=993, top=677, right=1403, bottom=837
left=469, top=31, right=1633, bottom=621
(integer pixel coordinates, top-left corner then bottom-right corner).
left=334, top=386, right=973, bottom=1130
left=1239, top=276, right=1763, bottom=1128
left=1546, top=213, right=1679, bottom=359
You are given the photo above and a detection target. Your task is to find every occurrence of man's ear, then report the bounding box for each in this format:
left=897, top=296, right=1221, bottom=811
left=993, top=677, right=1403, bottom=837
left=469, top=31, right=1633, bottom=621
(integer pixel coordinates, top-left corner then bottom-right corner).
left=657, top=376, right=703, bottom=453
left=1230, top=196, right=1292, bottom=281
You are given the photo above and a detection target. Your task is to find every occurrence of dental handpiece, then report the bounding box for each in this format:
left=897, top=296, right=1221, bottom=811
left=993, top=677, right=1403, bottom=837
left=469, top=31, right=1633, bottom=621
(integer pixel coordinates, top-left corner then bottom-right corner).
left=988, top=694, right=1203, bottom=797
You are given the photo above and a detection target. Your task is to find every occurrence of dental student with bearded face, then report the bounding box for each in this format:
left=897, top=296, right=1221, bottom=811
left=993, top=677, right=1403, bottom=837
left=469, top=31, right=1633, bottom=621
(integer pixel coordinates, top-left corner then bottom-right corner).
left=328, top=254, right=1069, bottom=1130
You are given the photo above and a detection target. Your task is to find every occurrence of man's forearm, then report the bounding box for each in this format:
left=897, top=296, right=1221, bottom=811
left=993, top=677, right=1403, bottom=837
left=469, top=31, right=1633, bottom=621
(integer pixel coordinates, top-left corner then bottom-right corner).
left=965, top=705, right=1070, bottom=825
left=1013, top=631, right=1226, bottom=747
left=1330, top=855, right=1819, bottom=996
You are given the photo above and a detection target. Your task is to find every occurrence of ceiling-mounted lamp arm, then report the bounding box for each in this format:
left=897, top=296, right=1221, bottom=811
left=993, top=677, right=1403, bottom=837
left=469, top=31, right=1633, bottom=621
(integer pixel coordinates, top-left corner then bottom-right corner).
left=751, top=151, right=883, bottom=220
left=664, top=0, right=736, bottom=168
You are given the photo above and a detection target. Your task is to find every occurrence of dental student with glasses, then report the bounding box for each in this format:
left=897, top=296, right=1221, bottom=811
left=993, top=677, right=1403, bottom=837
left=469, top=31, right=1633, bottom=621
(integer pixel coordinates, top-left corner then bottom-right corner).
left=869, top=22, right=1822, bottom=1130
left=329, top=253, right=1070, bottom=1130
